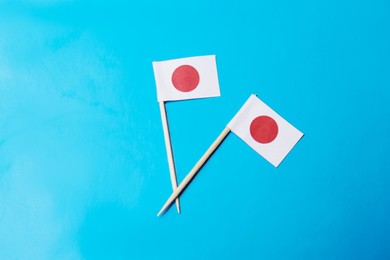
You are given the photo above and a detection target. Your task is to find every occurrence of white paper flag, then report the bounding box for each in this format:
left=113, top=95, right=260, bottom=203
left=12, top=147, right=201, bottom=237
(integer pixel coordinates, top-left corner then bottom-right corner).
left=152, top=55, right=220, bottom=102
left=228, top=94, right=303, bottom=167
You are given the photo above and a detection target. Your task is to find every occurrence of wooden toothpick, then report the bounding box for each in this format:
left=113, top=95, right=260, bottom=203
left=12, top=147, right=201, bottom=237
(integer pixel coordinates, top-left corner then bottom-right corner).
left=159, top=101, right=181, bottom=213
left=157, top=127, right=231, bottom=216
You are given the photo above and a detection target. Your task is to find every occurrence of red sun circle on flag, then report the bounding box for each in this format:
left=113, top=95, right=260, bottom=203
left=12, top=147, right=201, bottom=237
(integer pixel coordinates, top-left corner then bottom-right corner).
left=171, top=65, right=200, bottom=92
left=250, top=115, right=279, bottom=144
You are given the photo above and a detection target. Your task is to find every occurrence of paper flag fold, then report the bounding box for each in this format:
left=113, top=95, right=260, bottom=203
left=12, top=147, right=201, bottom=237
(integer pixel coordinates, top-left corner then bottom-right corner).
left=227, top=94, right=303, bottom=167
left=152, top=55, right=220, bottom=102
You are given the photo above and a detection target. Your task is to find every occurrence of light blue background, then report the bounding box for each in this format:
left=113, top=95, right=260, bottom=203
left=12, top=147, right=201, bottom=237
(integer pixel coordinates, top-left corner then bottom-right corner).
left=1, top=1, right=389, bottom=259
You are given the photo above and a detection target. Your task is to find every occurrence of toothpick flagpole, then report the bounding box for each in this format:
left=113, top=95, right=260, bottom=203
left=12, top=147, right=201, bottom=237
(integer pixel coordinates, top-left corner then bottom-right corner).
left=159, top=101, right=181, bottom=213
left=157, top=127, right=231, bottom=216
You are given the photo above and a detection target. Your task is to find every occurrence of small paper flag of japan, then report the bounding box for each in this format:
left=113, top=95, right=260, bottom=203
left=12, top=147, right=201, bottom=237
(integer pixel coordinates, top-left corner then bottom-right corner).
left=152, top=55, right=220, bottom=102
left=228, top=94, right=303, bottom=167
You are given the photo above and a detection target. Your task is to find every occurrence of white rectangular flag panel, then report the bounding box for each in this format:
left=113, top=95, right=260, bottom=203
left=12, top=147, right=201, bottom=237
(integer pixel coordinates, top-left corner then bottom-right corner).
left=152, top=55, right=220, bottom=102
left=227, top=94, right=303, bottom=167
